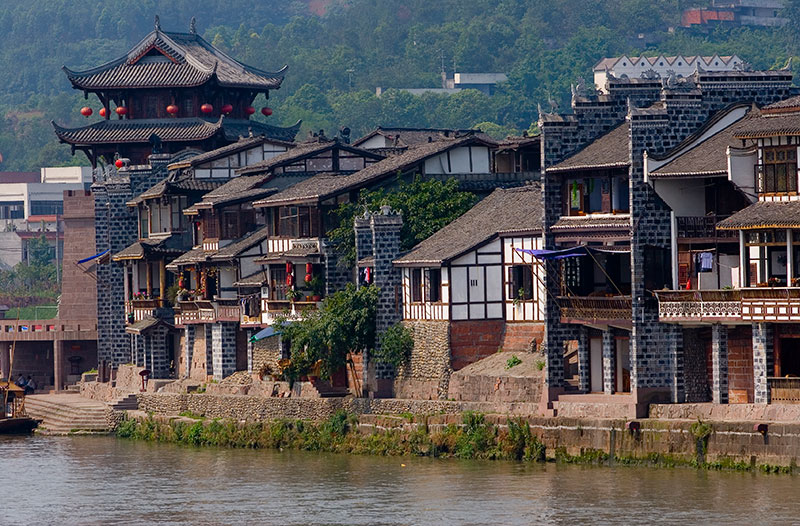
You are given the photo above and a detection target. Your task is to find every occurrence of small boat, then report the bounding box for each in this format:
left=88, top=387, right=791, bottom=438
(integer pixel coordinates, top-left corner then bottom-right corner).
left=0, top=381, right=39, bottom=434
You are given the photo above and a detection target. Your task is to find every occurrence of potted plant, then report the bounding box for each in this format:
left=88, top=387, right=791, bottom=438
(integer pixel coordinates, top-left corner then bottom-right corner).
left=768, top=277, right=781, bottom=287
left=306, top=275, right=325, bottom=301
left=286, top=288, right=302, bottom=302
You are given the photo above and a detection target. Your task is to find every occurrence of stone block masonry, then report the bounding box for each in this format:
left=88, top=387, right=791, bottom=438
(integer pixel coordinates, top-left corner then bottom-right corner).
left=711, top=324, right=728, bottom=404
left=394, top=320, right=451, bottom=400
left=212, top=322, right=237, bottom=381
left=753, top=323, right=773, bottom=404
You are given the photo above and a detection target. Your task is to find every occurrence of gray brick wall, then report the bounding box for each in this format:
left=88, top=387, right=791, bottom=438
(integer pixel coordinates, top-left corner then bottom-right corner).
left=211, top=322, right=237, bottom=380
left=602, top=329, right=617, bottom=394
left=711, top=324, right=728, bottom=404
left=753, top=322, right=773, bottom=404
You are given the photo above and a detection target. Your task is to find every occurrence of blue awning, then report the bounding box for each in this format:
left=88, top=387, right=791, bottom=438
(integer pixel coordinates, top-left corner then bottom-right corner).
left=249, top=322, right=292, bottom=343
left=77, top=249, right=110, bottom=265
left=516, top=245, right=630, bottom=260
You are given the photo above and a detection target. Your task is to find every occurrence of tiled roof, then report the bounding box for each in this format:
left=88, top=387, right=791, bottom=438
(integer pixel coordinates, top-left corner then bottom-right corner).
left=126, top=316, right=173, bottom=335
left=733, top=110, right=800, bottom=139
left=551, top=214, right=631, bottom=231
left=184, top=186, right=278, bottom=215
left=394, top=184, right=542, bottom=266
left=210, top=226, right=270, bottom=261
left=254, top=136, right=490, bottom=207
left=233, top=271, right=268, bottom=287
left=549, top=123, right=630, bottom=172
left=717, top=200, right=800, bottom=230
left=166, top=246, right=209, bottom=269
left=651, top=107, right=752, bottom=178
left=221, top=119, right=301, bottom=143
left=63, top=30, right=285, bottom=91
left=112, top=235, right=186, bottom=261
left=764, top=95, right=800, bottom=111
left=352, top=127, right=492, bottom=148
left=236, top=139, right=382, bottom=176
left=128, top=175, right=221, bottom=205
left=167, top=135, right=294, bottom=169
left=52, top=117, right=224, bottom=145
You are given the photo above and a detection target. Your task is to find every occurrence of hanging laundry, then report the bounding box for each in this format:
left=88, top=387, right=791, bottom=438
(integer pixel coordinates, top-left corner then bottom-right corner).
left=698, top=252, right=713, bottom=273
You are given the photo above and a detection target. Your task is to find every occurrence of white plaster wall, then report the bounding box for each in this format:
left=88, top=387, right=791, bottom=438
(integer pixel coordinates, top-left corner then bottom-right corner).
left=356, top=135, right=389, bottom=149
left=653, top=179, right=707, bottom=216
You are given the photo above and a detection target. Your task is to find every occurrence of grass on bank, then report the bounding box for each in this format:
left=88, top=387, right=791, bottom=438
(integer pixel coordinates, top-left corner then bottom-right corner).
left=116, top=411, right=795, bottom=473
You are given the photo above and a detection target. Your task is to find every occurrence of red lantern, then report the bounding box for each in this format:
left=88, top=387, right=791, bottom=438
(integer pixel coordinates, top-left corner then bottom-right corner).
left=80, top=107, right=92, bottom=117
left=221, top=104, right=233, bottom=114
left=305, top=263, right=313, bottom=275
left=115, top=159, right=124, bottom=169
left=261, top=107, right=273, bottom=116
left=200, top=103, right=213, bottom=114
left=286, top=262, right=293, bottom=274
left=245, top=106, right=256, bottom=116
left=166, top=104, right=179, bottom=115
left=365, top=267, right=371, bottom=283
left=305, top=273, right=313, bottom=283
left=99, top=107, right=107, bottom=117
left=286, top=274, right=293, bottom=286
left=115, top=106, right=128, bottom=116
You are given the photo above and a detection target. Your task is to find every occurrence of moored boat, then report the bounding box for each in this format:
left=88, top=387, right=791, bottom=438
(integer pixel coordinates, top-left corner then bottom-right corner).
left=0, top=381, right=39, bottom=434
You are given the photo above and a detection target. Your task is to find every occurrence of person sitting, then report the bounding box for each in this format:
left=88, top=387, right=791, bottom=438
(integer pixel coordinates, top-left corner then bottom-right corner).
left=24, top=375, right=36, bottom=395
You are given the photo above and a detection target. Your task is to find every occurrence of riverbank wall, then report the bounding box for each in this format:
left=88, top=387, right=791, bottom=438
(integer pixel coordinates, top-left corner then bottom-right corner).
left=128, top=392, right=800, bottom=470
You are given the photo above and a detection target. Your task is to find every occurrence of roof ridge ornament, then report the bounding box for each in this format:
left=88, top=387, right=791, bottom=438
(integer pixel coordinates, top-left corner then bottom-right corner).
left=781, top=57, right=792, bottom=71
left=190, top=17, right=197, bottom=35
left=154, top=15, right=161, bottom=31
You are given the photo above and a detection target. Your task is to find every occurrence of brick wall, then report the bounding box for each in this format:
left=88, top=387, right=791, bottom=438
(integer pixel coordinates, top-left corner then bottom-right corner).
left=683, top=327, right=710, bottom=402
left=725, top=326, right=754, bottom=403
left=449, top=319, right=505, bottom=371
left=501, top=322, right=544, bottom=353
left=60, top=190, right=97, bottom=321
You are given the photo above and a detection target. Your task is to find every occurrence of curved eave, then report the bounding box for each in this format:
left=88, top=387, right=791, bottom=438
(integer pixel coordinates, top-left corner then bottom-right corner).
left=649, top=170, right=727, bottom=179
left=51, top=117, right=224, bottom=146
left=717, top=223, right=800, bottom=231
left=548, top=162, right=630, bottom=173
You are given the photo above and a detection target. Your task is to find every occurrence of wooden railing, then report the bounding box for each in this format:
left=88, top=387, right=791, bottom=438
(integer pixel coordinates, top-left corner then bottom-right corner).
left=558, top=296, right=632, bottom=321
left=676, top=215, right=736, bottom=239
left=216, top=298, right=241, bottom=322
left=124, top=299, right=163, bottom=322
left=656, top=290, right=742, bottom=322
left=769, top=377, right=800, bottom=403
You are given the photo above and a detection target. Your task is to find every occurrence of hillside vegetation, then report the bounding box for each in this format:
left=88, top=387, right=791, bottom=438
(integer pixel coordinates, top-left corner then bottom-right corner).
left=0, top=0, right=798, bottom=169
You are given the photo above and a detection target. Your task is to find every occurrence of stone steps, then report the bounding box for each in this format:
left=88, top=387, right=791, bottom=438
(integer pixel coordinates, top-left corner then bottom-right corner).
left=24, top=394, right=111, bottom=435
left=108, top=393, right=138, bottom=411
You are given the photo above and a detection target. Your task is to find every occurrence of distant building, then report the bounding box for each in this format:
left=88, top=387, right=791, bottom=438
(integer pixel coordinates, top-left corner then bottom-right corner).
left=0, top=166, right=91, bottom=269
left=593, top=55, right=745, bottom=93
left=376, top=71, right=508, bottom=97
left=681, top=1, right=787, bottom=29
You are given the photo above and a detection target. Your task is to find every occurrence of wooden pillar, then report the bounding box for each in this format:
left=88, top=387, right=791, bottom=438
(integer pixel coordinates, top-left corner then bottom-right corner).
left=159, top=259, right=167, bottom=307
left=146, top=261, right=152, bottom=298
left=787, top=229, right=793, bottom=286
left=53, top=339, right=63, bottom=392
left=739, top=230, right=747, bottom=287
left=0, top=342, right=9, bottom=380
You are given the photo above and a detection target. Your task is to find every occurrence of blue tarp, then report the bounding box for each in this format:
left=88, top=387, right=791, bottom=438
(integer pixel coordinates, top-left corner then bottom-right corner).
left=249, top=321, right=293, bottom=343
left=516, top=245, right=630, bottom=260
left=77, top=249, right=110, bottom=265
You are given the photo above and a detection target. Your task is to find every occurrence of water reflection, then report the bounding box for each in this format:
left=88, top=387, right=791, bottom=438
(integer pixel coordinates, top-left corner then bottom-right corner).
left=1, top=435, right=796, bottom=525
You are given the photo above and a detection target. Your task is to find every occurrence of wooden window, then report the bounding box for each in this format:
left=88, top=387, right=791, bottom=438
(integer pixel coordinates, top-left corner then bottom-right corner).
left=269, top=267, right=288, bottom=300
left=411, top=269, right=423, bottom=303
left=509, top=265, right=533, bottom=300
left=758, top=145, right=797, bottom=194
left=205, top=213, right=219, bottom=239
left=221, top=210, right=239, bottom=239
left=426, top=269, right=442, bottom=303
left=139, top=209, right=149, bottom=239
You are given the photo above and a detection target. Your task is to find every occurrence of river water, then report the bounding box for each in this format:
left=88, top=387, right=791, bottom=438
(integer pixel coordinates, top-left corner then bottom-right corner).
left=2, top=435, right=797, bottom=525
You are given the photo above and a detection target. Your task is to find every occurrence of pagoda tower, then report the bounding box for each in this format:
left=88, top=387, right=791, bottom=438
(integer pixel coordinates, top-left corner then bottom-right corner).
left=53, top=16, right=299, bottom=166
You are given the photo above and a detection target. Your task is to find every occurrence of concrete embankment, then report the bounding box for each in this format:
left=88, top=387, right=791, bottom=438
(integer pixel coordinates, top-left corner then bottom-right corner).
left=128, top=392, right=800, bottom=470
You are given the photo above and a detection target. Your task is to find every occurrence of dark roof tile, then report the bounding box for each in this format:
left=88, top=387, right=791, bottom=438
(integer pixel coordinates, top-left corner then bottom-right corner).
left=717, top=200, right=800, bottom=230
left=549, top=123, right=630, bottom=172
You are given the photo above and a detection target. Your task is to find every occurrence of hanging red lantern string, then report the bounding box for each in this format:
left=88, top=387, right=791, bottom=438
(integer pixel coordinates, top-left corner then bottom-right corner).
left=304, top=274, right=313, bottom=283
left=286, top=273, right=294, bottom=286
left=245, top=106, right=256, bottom=116
left=305, top=263, right=313, bottom=275
left=261, top=107, right=273, bottom=116
left=80, top=107, right=92, bottom=117
left=115, top=106, right=128, bottom=116
left=221, top=104, right=233, bottom=115
left=200, top=103, right=214, bottom=114
left=365, top=267, right=371, bottom=283
left=166, top=104, right=179, bottom=115
left=285, top=262, right=293, bottom=274
left=99, top=107, right=107, bottom=117
left=115, top=159, right=124, bottom=169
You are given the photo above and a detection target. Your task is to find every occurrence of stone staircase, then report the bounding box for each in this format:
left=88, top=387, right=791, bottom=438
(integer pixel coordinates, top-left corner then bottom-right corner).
left=24, top=394, right=111, bottom=435
left=108, top=393, right=139, bottom=411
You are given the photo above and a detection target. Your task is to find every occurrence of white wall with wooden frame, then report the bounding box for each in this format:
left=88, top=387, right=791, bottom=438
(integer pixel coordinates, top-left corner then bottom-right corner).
left=503, top=235, right=545, bottom=322
left=401, top=267, right=450, bottom=320
left=449, top=237, right=504, bottom=320
left=194, top=143, right=290, bottom=179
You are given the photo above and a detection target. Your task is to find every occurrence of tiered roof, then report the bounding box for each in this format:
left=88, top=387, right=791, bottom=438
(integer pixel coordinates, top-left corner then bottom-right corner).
left=63, top=24, right=285, bottom=91
left=548, top=123, right=630, bottom=172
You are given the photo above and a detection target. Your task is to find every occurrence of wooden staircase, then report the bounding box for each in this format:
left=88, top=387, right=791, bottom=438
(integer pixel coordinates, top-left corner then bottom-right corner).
left=24, top=394, right=111, bottom=435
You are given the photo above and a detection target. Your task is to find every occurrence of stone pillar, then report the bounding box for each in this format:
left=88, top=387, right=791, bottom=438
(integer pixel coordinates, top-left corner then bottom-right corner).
left=183, top=326, right=195, bottom=379
left=577, top=326, right=590, bottom=393
left=670, top=327, right=685, bottom=404
left=711, top=324, right=729, bottom=404
left=53, top=340, right=63, bottom=392
left=149, top=326, right=169, bottom=379
left=602, top=329, right=616, bottom=395
left=354, top=212, right=373, bottom=282
left=753, top=322, right=773, bottom=404
left=204, top=324, right=213, bottom=377
left=211, top=322, right=237, bottom=380
left=246, top=330, right=254, bottom=374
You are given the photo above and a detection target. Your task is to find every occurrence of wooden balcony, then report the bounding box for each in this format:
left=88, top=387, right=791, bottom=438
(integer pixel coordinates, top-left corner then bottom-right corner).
left=558, top=296, right=632, bottom=327
left=657, top=287, right=800, bottom=324
left=215, top=298, right=241, bottom=322
left=656, top=290, right=741, bottom=323
left=125, top=299, right=164, bottom=322
left=676, top=215, right=736, bottom=241
left=769, top=377, right=800, bottom=404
